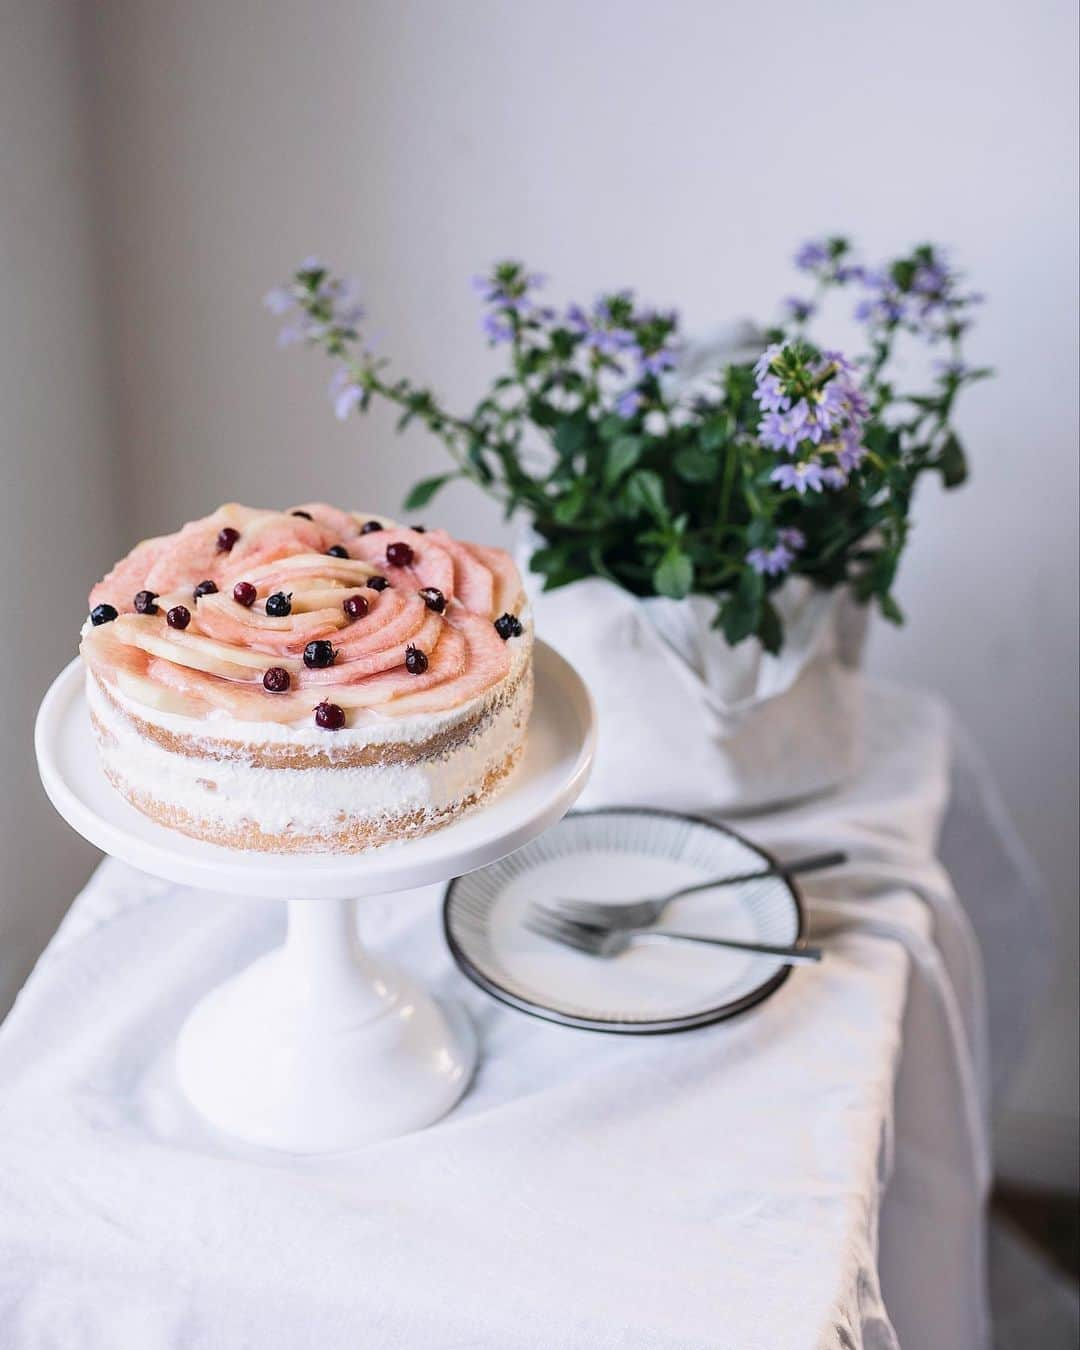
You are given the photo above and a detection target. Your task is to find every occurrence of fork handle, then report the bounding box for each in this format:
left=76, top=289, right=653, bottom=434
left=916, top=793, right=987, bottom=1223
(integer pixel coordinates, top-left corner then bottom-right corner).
left=641, top=929, right=823, bottom=965
left=662, top=850, right=847, bottom=904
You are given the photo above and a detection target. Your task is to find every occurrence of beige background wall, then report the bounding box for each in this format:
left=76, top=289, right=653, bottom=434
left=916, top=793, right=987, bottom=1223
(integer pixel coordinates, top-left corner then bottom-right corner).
left=1, top=1, right=118, bottom=1003
left=3, top=0, right=1077, bottom=1185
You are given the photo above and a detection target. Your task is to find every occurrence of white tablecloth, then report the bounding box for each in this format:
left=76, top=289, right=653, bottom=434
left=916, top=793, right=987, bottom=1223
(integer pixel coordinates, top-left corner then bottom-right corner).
left=0, top=684, right=1047, bottom=1350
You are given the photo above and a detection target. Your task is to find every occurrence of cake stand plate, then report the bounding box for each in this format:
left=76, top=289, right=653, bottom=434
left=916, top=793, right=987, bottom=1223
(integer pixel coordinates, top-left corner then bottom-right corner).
left=35, top=641, right=595, bottom=1152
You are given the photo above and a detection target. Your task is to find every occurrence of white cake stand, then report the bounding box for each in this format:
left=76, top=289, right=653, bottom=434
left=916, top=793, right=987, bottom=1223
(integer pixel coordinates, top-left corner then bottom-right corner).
left=35, top=642, right=595, bottom=1153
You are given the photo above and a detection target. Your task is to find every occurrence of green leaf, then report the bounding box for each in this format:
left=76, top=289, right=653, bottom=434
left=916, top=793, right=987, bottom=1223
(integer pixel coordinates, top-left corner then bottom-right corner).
left=700, top=415, right=732, bottom=451
left=757, top=597, right=783, bottom=655
left=718, top=568, right=763, bottom=646
left=623, top=469, right=667, bottom=520
left=673, top=446, right=718, bottom=484
left=604, top=436, right=643, bottom=486
left=403, top=473, right=455, bottom=511
left=653, top=547, right=694, bottom=599
left=937, top=432, right=968, bottom=488
left=878, top=592, right=904, bottom=624
left=552, top=480, right=589, bottom=524
left=553, top=418, right=588, bottom=459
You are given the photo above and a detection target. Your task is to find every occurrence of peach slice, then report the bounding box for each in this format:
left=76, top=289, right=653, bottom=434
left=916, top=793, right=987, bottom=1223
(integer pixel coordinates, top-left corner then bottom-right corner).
left=89, top=535, right=172, bottom=613
left=114, top=615, right=291, bottom=679
left=142, top=505, right=268, bottom=595
left=380, top=612, right=511, bottom=715
left=351, top=528, right=456, bottom=601
left=332, top=590, right=428, bottom=658
left=464, top=541, right=525, bottom=616
left=288, top=502, right=363, bottom=539
left=426, top=530, right=496, bottom=616
left=298, top=609, right=446, bottom=686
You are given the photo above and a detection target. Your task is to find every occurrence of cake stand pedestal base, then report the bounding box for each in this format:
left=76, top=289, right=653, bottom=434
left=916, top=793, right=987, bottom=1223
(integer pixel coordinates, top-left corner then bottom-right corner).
left=36, top=642, right=595, bottom=1154
left=175, top=896, right=476, bottom=1152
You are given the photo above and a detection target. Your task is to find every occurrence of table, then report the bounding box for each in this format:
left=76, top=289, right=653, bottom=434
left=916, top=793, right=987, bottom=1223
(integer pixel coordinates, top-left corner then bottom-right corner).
left=0, top=684, right=1047, bottom=1349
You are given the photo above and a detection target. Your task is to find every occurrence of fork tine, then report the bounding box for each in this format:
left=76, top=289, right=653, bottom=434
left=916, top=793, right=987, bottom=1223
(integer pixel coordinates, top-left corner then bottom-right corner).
left=525, top=911, right=601, bottom=954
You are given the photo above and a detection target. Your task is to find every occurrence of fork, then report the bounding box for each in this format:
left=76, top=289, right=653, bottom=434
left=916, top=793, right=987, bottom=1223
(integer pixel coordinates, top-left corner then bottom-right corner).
left=540, top=849, right=846, bottom=931
left=526, top=911, right=823, bottom=965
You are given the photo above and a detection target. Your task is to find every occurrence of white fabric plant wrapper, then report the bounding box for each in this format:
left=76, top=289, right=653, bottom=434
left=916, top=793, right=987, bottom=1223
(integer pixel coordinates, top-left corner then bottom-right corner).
left=0, top=683, right=1052, bottom=1349
left=525, top=570, right=868, bottom=814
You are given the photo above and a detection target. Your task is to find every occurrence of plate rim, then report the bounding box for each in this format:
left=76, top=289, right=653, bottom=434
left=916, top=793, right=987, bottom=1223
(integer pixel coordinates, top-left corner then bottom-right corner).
left=443, top=805, right=806, bottom=1035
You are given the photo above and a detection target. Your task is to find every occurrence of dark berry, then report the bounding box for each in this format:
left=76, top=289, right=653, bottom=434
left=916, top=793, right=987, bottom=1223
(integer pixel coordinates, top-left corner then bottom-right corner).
left=167, top=605, right=191, bottom=630
left=343, top=594, right=370, bottom=620
left=366, top=575, right=389, bottom=592
left=494, top=612, right=524, bottom=640
left=359, top=520, right=383, bottom=534
left=314, top=701, right=346, bottom=730
left=265, top=591, right=292, bottom=617
left=290, top=509, right=313, bottom=520
left=133, top=590, right=159, bottom=615
left=303, top=639, right=336, bottom=669
left=418, top=586, right=446, bottom=613
left=216, top=527, right=240, bottom=552
left=233, top=581, right=257, bottom=608
left=90, top=603, right=118, bottom=626
left=410, top=524, right=427, bottom=533
left=263, top=667, right=291, bottom=693
left=326, top=544, right=349, bottom=559
left=193, top=579, right=218, bottom=601
left=404, top=644, right=428, bottom=675
left=386, top=541, right=414, bottom=568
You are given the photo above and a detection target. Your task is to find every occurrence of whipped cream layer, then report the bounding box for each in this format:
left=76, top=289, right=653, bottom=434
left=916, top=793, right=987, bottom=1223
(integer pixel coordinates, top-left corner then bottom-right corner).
left=88, top=662, right=531, bottom=841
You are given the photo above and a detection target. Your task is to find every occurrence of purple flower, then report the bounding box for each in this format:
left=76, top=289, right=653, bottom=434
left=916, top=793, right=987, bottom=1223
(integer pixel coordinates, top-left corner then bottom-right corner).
left=637, top=346, right=677, bottom=377
left=471, top=275, right=501, bottom=302
left=811, top=380, right=847, bottom=433
left=770, top=460, right=827, bottom=495
left=263, top=286, right=296, bottom=316
left=564, top=303, right=590, bottom=335
left=841, top=380, right=870, bottom=423
left=820, top=466, right=848, bottom=489
left=856, top=293, right=906, bottom=326
left=912, top=262, right=949, bottom=297
left=818, top=349, right=858, bottom=377
left=328, top=368, right=362, bottom=421
left=759, top=399, right=810, bottom=454
left=482, top=312, right=514, bottom=344
left=747, top=524, right=806, bottom=576
left=586, top=326, right=637, bottom=355
left=753, top=374, right=790, bottom=413
left=783, top=296, right=816, bottom=322
left=747, top=545, right=794, bottom=576
left=753, top=342, right=784, bottom=379
left=795, top=240, right=829, bottom=271
left=615, top=389, right=642, bottom=418
left=836, top=426, right=867, bottom=472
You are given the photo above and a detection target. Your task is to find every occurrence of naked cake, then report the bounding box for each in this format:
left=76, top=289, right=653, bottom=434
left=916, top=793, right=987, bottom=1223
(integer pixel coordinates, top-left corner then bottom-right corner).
left=80, top=503, right=532, bottom=852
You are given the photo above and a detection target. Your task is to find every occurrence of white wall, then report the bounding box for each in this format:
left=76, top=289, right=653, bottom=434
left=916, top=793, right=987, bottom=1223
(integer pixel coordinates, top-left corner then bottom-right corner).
left=11, top=0, right=1077, bottom=1181
left=0, top=1, right=120, bottom=1010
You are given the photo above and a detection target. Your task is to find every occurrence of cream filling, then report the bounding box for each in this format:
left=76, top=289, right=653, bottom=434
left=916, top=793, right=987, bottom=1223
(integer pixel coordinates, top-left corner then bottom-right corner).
left=88, top=667, right=531, bottom=833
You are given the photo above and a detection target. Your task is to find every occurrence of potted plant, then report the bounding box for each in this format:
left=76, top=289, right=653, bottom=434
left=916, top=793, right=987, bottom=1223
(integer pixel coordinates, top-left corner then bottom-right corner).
left=266, top=239, right=988, bottom=811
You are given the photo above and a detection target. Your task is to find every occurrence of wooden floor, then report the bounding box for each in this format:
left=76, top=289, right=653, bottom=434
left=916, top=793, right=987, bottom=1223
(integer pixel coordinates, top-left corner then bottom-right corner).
left=990, top=1187, right=1079, bottom=1349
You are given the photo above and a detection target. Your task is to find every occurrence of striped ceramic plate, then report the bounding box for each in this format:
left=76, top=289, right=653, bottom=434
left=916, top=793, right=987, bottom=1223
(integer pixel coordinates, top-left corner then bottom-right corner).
left=443, top=807, right=805, bottom=1033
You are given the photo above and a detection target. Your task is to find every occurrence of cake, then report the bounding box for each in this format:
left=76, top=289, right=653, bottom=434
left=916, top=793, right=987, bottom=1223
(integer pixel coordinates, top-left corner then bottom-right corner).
left=80, top=503, right=532, bottom=852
